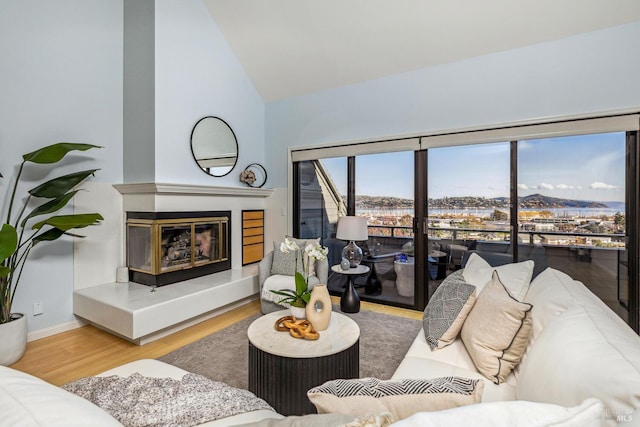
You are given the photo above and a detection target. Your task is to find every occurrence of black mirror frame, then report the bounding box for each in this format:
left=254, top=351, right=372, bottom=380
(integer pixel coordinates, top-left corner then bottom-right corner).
left=190, top=116, right=239, bottom=177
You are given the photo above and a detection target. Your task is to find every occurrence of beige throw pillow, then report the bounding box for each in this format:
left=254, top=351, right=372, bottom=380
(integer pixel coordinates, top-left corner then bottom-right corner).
left=461, top=271, right=533, bottom=384
left=307, top=377, right=483, bottom=421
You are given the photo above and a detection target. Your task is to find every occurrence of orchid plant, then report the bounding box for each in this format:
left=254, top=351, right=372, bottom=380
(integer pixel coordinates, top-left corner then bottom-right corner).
left=270, top=237, right=328, bottom=308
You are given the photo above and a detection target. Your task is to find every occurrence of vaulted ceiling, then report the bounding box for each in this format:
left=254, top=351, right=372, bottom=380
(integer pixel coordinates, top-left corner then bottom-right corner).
left=203, top=0, right=640, bottom=102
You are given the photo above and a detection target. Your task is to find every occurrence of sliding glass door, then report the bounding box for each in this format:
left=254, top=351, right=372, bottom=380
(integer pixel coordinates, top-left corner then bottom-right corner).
left=295, top=151, right=421, bottom=309
left=426, top=142, right=511, bottom=299
left=517, top=132, right=629, bottom=323
left=292, top=115, right=639, bottom=330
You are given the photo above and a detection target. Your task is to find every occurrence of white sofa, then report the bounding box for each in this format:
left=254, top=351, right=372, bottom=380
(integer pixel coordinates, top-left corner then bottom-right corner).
left=2, top=258, right=639, bottom=426
left=392, top=262, right=640, bottom=426
left=0, top=359, right=283, bottom=427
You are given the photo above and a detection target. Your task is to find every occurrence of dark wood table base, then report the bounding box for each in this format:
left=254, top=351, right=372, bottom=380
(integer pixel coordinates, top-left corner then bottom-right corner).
left=248, top=339, right=360, bottom=415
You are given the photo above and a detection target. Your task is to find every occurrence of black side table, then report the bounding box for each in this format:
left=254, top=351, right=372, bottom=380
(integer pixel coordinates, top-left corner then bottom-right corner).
left=331, top=264, right=369, bottom=313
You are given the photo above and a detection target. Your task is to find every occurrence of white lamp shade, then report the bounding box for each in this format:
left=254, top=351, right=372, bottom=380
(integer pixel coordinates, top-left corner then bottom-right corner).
left=336, top=216, right=368, bottom=241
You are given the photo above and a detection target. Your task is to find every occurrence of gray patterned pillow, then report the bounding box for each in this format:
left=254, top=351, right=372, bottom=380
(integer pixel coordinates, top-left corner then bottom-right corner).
left=271, top=241, right=303, bottom=276
left=423, top=270, right=477, bottom=350
left=307, top=377, right=483, bottom=420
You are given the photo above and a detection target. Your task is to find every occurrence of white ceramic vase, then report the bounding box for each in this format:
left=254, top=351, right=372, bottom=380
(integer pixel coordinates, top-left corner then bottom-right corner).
left=305, top=284, right=332, bottom=331
left=290, top=305, right=306, bottom=319
left=0, top=313, right=28, bottom=366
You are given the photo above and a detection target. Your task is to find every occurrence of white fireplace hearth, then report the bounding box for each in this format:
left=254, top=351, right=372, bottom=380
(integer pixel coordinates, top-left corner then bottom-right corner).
left=72, top=182, right=282, bottom=344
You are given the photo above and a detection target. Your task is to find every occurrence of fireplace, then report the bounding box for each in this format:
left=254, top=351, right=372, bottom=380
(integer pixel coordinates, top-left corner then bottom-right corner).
left=126, top=211, right=231, bottom=286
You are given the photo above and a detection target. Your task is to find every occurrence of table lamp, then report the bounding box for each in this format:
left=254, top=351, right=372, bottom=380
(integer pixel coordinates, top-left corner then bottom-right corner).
left=336, top=216, right=368, bottom=268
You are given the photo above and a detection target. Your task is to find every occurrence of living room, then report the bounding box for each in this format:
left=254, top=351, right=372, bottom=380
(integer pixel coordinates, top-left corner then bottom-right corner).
left=2, top=1, right=640, bottom=426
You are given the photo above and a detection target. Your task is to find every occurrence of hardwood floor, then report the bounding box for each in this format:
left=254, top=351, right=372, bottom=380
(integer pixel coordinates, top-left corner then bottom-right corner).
left=10, top=297, right=422, bottom=386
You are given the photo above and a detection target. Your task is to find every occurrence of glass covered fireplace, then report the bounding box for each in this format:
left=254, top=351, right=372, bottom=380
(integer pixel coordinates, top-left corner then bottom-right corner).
left=126, top=211, right=231, bottom=286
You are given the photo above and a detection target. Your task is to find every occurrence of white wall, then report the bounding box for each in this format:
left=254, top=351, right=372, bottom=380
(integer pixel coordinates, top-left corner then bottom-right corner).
left=265, top=22, right=640, bottom=189
left=154, top=0, right=266, bottom=188
left=0, top=0, right=124, bottom=334
left=0, top=0, right=271, bottom=337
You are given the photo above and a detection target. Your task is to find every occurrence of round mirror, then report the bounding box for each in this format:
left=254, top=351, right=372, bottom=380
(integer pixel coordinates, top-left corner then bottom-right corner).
left=190, top=116, right=238, bottom=177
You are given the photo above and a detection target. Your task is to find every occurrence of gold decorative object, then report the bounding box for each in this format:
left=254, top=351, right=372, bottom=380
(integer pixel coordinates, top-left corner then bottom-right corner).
left=239, top=163, right=267, bottom=188
left=274, top=315, right=319, bottom=340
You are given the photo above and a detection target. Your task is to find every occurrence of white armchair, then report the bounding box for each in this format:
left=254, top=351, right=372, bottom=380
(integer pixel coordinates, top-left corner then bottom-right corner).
left=258, top=250, right=329, bottom=314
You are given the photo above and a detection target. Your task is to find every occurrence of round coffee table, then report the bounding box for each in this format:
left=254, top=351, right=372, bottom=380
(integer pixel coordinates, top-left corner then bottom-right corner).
left=247, top=309, right=360, bottom=415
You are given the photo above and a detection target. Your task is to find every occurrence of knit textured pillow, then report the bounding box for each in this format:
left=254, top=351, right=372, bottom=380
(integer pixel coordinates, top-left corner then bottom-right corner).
left=270, top=241, right=303, bottom=276
left=308, top=377, right=483, bottom=421
left=423, top=270, right=477, bottom=351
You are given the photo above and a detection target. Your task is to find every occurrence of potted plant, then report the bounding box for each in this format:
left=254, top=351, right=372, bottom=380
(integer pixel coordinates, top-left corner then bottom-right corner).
left=270, top=238, right=328, bottom=319
left=0, top=142, right=103, bottom=365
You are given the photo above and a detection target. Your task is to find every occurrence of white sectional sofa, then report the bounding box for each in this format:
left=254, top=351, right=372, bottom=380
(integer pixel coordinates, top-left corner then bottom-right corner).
left=392, top=259, right=640, bottom=426
left=2, top=255, right=640, bottom=426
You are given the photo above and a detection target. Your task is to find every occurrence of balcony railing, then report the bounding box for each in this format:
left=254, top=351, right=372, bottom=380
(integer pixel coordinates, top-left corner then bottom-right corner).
left=367, top=224, right=625, bottom=250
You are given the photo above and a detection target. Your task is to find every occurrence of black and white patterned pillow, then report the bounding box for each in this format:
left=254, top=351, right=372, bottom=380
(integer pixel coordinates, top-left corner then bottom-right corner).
left=308, top=377, right=480, bottom=398
left=423, top=270, right=477, bottom=351
left=307, top=377, right=483, bottom=420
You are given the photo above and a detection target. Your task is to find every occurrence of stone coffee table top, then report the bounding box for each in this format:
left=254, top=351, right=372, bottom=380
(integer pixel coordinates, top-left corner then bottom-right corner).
left=247, top=309, right=360, bottom=358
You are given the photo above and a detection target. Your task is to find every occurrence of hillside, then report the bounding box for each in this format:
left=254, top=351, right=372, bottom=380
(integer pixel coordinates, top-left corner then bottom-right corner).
left=354, top=193, right=609, bottom=209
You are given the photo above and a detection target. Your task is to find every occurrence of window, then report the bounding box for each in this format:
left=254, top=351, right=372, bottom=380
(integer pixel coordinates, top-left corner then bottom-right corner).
left=518, top=132, right=628, bottom=321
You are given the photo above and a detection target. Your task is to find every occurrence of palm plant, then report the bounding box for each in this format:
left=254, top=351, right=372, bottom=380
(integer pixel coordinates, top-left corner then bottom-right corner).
left=0, top=143, right=103, bottom=324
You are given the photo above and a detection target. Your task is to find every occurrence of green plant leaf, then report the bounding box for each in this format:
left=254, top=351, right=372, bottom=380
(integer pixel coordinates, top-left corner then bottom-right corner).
left=302, top=293, right=311, bottom=304
left=295, top=272, right=307, bottom=295
left=0, top=224, right=18, bottom=263
left=0, top=266, right=10, bottom=279
left=270, top=289, right=296, bottom=298
left=32, top=213, right=103, bottom=232
left=32, top=228, right=67, bottom=244
left=21, top=191, right=79, bottom=227
left=22, top=143, right=102, bottom=164
left=28, top=170, right=99, bottom=198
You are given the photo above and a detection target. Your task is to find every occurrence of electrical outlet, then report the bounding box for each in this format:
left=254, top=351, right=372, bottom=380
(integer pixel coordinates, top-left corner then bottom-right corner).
left=33, top=302, right=43, bottom=316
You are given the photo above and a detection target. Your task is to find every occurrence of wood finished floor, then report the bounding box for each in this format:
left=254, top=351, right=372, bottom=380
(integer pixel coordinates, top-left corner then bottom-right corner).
left=9, top=297, right=422, bottom=387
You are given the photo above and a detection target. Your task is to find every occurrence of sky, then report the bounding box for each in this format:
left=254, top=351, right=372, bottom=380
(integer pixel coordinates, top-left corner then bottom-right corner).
left=321, top=132, right=626, bottom=203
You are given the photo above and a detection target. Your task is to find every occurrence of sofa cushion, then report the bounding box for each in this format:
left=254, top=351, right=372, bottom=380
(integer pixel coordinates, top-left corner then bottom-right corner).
left=523, top=267, right=604, bottom=343
left=423, top=271, right=476, bottom=350
left=462, top=253, right=534, bottom=300
left=392, top=356, right=516, bottom=403
left=461, top=271, right=533, bottom=384
left=0, top=365, right=121, bottom=427
left=236, top=413, right=367, bottom=427
left=517, top=303, right=640, bottom=425
left=308, top=377, right=483, bottom=420
left=390, top=398, right=605, bottom=427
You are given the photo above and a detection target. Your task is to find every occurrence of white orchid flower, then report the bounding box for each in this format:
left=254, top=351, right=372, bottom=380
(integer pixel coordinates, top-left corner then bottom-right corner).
left=280, top=237, right=299, bottom=253
left=304, top=242, right=328, bottom=262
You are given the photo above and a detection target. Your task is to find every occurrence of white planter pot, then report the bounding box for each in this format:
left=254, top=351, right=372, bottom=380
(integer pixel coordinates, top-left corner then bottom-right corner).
left=289, top=305, right=306, bottom=319
left=0, top=314, right=28, bottom=366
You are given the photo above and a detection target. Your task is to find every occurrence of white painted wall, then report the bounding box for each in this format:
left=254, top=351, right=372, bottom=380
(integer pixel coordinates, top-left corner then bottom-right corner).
left=0, top=0, right=271, bottom=337
left=0, top=0, right=124, bottom=334
left=265, top=22, right=640, bottom=189
left=154, top=0, right=266, bottom=187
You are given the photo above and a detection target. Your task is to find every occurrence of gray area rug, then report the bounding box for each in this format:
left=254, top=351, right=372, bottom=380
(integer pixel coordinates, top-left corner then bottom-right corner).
left=158, top=307, right=422, bottom=390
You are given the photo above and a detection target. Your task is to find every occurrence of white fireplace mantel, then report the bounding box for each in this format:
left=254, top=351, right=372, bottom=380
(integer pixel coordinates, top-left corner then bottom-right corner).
left=114, top=182, right=273, bottom=198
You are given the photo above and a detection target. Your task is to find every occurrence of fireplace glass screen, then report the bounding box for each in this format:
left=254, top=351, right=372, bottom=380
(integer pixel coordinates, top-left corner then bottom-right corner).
left=126, top=211, right=231, bottom=286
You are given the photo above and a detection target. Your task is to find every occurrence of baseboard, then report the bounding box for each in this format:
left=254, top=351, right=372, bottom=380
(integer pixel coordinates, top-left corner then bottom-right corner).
left=28, top=318, right=88, bottom=342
